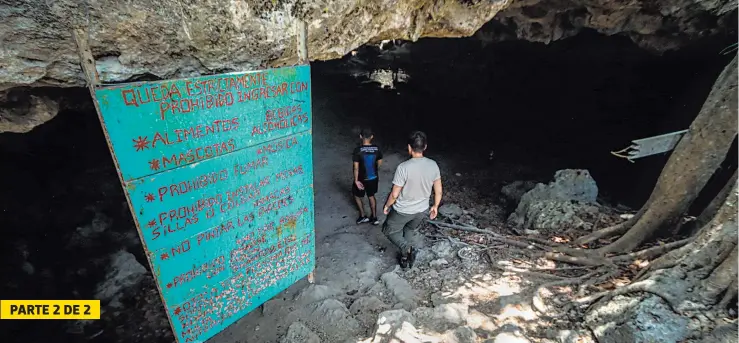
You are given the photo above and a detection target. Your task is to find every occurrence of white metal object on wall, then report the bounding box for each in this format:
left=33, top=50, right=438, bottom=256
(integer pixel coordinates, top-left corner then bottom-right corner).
left=611, top=129, right=689, bottom=162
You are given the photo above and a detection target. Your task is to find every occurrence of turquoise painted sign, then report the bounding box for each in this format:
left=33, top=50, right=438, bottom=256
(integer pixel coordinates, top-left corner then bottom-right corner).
left=92, top=65, right=314, bottom=343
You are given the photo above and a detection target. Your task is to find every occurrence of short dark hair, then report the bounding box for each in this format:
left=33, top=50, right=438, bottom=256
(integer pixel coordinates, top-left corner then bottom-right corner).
left=407, top=131, right=427, bottom=153
left=360, top=127, right=374, bottom=138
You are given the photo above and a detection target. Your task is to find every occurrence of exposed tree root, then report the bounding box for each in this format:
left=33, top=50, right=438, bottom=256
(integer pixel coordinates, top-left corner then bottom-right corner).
left=634, top=243, right=691, bottom=281
left=429, top=221, right=553, bottom=251
left=431, top=198, right=737, bottom=323
left=717, top=279, right=738, bottom=309
left=575, top=279, right=680, bottom=313
left=578, top=268, right=621, bottom=296
left=447, top=57, right=739, bottom=342
left=542, top=252, right=607, bottom=267
left=532, top=271, right=599, bottom=317
left=691, top=169, right=738, bottom=235
left=698, top=322, right=739, bottom=343
left=522, top=235, right=559, bottom=247
left=574, top=213, right=637, bottom=246
left=535, top=265, right=593, bottom=271
left=699, top=246, right=738, bottom=304
left=492, top=264, right=567, bottom=280
left=611, top=238, right=692, bottom=263
left=695, top=241, right=737, bottom=280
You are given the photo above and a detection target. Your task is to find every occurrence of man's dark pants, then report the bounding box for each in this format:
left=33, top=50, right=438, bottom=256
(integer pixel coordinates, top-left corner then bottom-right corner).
left=382, top=208, right=426, bottom=253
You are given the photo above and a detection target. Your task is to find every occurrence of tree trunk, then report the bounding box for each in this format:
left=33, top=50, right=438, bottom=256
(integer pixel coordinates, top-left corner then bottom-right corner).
left=585, top=183, right=738, bottom=343
left=599, top=56, right=738, bottom=254
left=656, top=182, right=737, bottom=281
left=691, top=169, right=738, bottom=234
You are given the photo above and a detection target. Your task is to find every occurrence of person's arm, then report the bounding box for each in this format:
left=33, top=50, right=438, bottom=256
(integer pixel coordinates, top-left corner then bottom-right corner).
left=352, top=149, right=364, bottom=190
left=384, top=166, right=406, bottom=214
left=353, top=162, right=364, bottom=190
left=377, top=159, right=383, bottom=169
left=429, top=178, right=443, bottom=219
left=383, top=185, right=402, bottom=214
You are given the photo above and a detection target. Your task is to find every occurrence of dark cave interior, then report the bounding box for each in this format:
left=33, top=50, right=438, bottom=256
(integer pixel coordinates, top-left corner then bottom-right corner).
left=315, top=28, right=737, bottom=208
left=0, top=25, right=737, bottom=342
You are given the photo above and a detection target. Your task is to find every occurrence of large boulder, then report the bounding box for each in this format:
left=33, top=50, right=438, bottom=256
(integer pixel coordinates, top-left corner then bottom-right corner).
left=515, top=200, right=600, bottom=232
left=524, top=169, right=599, bottom=204
left=507, top=169, right=600, bottom=232
left=501, top=180, right=537, bottom=205
left=94, top=250, right=147, bottom=308
left=584, top=295, right=691, bottom=343
left=380, top=271, right=418, bottom=311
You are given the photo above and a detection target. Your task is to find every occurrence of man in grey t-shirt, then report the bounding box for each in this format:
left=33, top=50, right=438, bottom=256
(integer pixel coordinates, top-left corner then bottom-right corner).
left=382, top=131, right=443, bottom=269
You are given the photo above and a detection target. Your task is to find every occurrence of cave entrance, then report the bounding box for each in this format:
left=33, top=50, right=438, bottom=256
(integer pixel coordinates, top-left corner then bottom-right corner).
left=313, top=29, right=736, bottom=209
left=0, top=28, right=736, bottom=343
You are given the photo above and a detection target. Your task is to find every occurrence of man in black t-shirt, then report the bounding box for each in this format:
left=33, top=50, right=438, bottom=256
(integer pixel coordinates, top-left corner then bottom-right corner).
left=352, top=127, right=383, bottom=225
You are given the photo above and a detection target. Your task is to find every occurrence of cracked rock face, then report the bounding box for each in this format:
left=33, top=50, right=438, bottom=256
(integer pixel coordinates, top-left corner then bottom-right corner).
left=0, top=0, right=509, bottom=90
left=0, top=89, right=59, bottom=133
left=478, top=0, right=737, bottom=51
left=0, top=0, right=734, bottom=133
left=2, top=0, right=734, bottom=92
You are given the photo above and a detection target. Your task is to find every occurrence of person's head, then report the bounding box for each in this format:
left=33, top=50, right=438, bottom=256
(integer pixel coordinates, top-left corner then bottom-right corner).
left=407, top=131, right=427, bottom=157
left=360, top=127, right=374, bottom=143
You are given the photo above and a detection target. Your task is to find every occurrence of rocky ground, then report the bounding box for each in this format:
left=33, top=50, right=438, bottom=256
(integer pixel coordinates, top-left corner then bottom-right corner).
left=60, top=148, right=656, bottom=343
left=74, top=159, right=617, bottom=343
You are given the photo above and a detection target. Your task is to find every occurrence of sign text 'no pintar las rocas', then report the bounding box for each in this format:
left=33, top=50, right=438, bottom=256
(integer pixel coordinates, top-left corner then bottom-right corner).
left=92, top=65, right=315, bottom=343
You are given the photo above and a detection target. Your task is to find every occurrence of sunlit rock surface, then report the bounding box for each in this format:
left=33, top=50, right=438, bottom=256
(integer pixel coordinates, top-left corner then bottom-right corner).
left=1, top=0, right=735, bottom=90
left=0, top=0, right=509, bottom=90
left=0, top=0, right=734, bottom=132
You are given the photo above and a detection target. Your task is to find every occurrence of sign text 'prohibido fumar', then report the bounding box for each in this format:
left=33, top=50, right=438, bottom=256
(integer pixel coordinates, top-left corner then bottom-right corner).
left=92, top=65, right=315, bottom=343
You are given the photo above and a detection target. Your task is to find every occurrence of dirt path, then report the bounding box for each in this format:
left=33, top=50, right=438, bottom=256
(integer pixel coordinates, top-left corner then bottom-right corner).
left=211, top=82, right=407, bottom=343
left=208, top=81, right=561, bottom=343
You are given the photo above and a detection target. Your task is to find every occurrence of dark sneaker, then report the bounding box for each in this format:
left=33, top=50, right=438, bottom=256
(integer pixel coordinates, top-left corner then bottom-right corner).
left=370, top=217, right=380, bottom=225
left=356, top=216, right=370, bottom=224
left=399, top=246, right=412, bottom=269
left=408, top=246, right=418, bottom=269
left=398, top=251, right=410, bottom=269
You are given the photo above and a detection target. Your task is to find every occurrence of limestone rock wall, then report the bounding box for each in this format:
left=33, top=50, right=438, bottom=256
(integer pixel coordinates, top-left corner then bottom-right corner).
left=0, top=0, right=734, bottom=133
left=0, top=0, right=508, bottom=91
left=479, top=0, right=737, bottom=51
left=2, top=0, right=735, bottom=91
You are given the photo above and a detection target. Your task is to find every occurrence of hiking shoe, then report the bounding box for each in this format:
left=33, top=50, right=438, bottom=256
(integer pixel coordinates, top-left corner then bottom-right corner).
left=408, top=246, right=418, bottom=269
left=370, top=217, right=380, bottom=225
left=399, top=246, right=412, bottom=269
left=398, top=252, right=410, bottom=269
left=356, top=216, right=370, bottom=224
